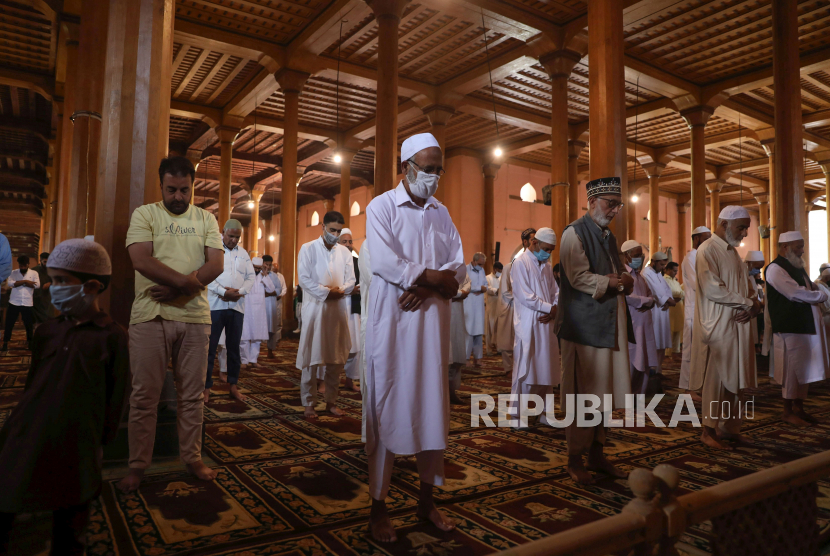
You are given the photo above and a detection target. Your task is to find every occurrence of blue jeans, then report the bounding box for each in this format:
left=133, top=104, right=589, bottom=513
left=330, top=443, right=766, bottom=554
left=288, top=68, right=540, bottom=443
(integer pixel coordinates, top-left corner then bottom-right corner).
left=206, top=309, right=244, bottom=389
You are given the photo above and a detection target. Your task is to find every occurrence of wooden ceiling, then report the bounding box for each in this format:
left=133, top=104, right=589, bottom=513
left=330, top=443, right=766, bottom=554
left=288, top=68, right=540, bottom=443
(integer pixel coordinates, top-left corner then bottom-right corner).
left=2, top=0, right=830, bottom=229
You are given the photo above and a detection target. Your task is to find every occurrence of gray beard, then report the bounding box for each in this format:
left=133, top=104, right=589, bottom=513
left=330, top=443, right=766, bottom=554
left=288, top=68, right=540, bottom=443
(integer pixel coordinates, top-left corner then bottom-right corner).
left=589, top=205, right=612, bottom=228
left=784, top=251, right=805, bottom=269
left=724, top=227, right=742, bottom=248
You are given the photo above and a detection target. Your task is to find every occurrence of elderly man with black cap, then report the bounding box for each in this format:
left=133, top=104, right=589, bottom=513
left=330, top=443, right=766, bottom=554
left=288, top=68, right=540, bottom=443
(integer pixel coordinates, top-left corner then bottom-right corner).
left=690, top=205, right=762, bottom=450
left=680, top=225, right=711, bottom=401
left=555, top=177, right=634, bottom=484
left=364, top=132, right=464, bottom=542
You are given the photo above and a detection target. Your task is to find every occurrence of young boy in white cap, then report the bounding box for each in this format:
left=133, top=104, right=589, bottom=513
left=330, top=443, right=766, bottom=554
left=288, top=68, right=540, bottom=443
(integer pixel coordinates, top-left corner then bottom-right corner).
left=0, top=239, right=128, bottom=554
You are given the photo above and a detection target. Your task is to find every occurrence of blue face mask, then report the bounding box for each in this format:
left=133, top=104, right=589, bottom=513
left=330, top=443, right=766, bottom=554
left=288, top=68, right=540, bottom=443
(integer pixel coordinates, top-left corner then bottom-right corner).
left=749, top=268, right=761, bottom=276
left=534, top=249, right=551, bottom=263
left=629, top=257, right=644, bottom=270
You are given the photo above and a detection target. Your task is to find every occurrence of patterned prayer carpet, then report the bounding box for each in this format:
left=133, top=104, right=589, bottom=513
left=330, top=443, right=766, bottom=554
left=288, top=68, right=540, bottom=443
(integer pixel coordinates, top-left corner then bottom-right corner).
left=4, top=325, right=830, bottom=556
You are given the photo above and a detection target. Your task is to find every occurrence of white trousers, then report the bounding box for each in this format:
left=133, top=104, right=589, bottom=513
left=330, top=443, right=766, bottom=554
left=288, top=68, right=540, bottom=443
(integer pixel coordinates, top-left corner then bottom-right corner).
left=507, top=380, right=553, bottom=419
left=218, top=345, right=227, bottom=374
left=301, top=365, right=342, bottom=406
left=466, top=334, right=483, bottom=360
left=368, top=440, right=444, bottom=500
left=782, top=368, right=809, bottom=400
left=241, top=340, right=261, bottom=365
left=344, top=353, right=360, bottom=380
left=630, top=363, right=648, bottom=395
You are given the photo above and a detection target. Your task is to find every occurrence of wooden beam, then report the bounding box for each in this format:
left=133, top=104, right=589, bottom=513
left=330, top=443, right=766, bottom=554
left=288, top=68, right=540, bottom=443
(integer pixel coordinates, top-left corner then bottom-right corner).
left=173, top=48, right=210, bottom=98
left=190, top=53, right=230, bottom=101
left=287, top=0, right=368, bottom=57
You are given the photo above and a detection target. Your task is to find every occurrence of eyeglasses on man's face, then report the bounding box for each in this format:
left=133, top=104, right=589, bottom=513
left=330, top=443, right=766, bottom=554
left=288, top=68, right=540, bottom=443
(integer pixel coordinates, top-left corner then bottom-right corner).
left=596, top=196, right=624, bottom=210
left=407, top=159, right=446, bottom=176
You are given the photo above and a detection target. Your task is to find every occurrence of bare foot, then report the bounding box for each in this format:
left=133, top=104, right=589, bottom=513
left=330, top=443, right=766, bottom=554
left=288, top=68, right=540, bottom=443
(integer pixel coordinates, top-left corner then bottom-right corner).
left=268, top=350, right=275, bottom=358
left=117, top=468, right=145, bottom=493
left=586, top=454, right=627, bottom=479
left=701, top=430, right=733, bottom=450
left=720, top=433, right=754, bottom=446
left=416, top=501, right=456, bottom=532
left=345, top=377, right=360, bottom=392
left=566, top=457, right=594, bottom=485
left=318, top=382, right=326, bottom=395
left=686, top=390, right=702, bottom=403
left=327, top=403, right=345, bottom=416
left=370, top=502, right=397, bottom=543
left=304, top=406, right=319, bottom=420
left=229, top=384, right=247, bottom=402
left=798, top=411, right=819, bottom=425
left=450, top=391, right=464, bottom=405
left=203, top=388, right=211, bottom=405
left=473, top=359, right=481, bottom=368
left=187, top=461, right=218, bottom=481
left=219, top=372, right=227, bottom=383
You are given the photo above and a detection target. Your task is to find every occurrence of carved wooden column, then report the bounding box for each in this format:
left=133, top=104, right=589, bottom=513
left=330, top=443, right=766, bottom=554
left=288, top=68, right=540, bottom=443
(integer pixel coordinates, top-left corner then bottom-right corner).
left=483, top=163, right=499, bottom=273
left=772, top=0, right=805, bottom=242
left=248, top=190, right=263, bottom=256
left=216, top=127, right=239, bottom=227
left=276, top=69, right=309, bottom=328
left=541, top=50, right=580, bottom=264
left=706, top=181, right=724, bottom=229
left=56, top=28, right=78, bottom=243
left=821, top=161, right=830, bottom=262
left=677, top=203, right=688, bottom=274
left=643, top=163, right=664, bottom=257
left=756, top=194, right=771, bottom=263
left=568, top=140, right=585, bottom=222
left=423, top=106, right=454, bottom=203
left=94, top=0, right=175, bottom=326
left=367, top=0, right=409, bottom=195
left=681, top=107, right=714, bottom=233
left=339, top=149, right=357, bottom=226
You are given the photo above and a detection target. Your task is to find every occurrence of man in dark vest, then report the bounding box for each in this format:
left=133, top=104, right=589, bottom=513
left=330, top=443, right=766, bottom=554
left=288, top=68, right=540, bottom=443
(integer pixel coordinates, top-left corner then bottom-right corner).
left=555, top=176, right=635, bottom=485
left=765, top=230, right=829, bottom=427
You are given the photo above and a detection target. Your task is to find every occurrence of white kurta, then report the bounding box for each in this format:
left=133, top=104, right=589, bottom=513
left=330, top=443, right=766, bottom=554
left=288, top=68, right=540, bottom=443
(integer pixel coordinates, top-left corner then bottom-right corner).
left=816, top=280, right=830, bottom=326
left=265, top=271, right=286, bottom=334
left=295, top=237, right=355, bottom=369
left=643, top=265, right=673, bottom=350
left=463, top=264, right=487, bottom=336
left=450, top=277, right=470, bottom=365
left=495, top=262, right=515, bottom=352
left=485, top=272, right=500, bottom=348
left=241, top=272, right=276, bottom=341
left=511, top=250, right=560, bottom=386
left=359, top=242, right=372, bottom=443
left=766, top=264, right=830, bottom=387
left=680, top=250, right=697, bottom=386
left=626, top=265, right=657, bottom=372
left=364, top=183, right=465, bottom=456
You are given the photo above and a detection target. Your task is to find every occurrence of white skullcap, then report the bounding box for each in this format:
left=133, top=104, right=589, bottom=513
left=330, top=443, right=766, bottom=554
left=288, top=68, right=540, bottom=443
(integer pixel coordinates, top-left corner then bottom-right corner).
left=692, top=226, right=711, bottom=235
left=48, top=239, right=111, bottom=276
left=719, top=205, right=750, bottom=220
left=340, top=228, right=353, bottom=237
left=822, top=268, right=830, bottom=278
left=535, top=227, right=556, bottom=246
left=401, top=133, right=440, bottom=162
left=83, top=235, right=94, bottom=242
left=651, top=251, right=668, bottom=261
left=779, top=231, right=804, bottom=243
left=620, top=240, right=640, bottom=252
left=252, top=257, right=263, bottom=265
left=820, top=263, right=830, bottom=271
left=744, top=251, right=765, bottom=262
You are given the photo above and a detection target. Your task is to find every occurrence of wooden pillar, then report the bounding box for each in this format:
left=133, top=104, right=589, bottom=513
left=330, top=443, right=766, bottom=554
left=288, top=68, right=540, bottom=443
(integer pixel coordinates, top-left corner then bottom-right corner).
left=804, top=202, right=812, bottom=270
left=339, top=149, right=357, bottom=226
left=368, top=0, right=409, bottom=195
left=265, top=217, right=275, bottom=257
left=216, top=126, right=239, bottom=227
left=681, top=107, right=714, bottom=233
left=588, top=0, right=628, bottom=239
left=66, top=0, right=108, bottom=239
left=677, top=203, right=688, bottom=273
left=822, top=164, right=830, bottom=263
left=644, top=163, right=664, bottom=256
left=762, top=141, right=778, bottom=261
left=275, top=69, right=309, bottom=328
left=56, top=29, right=78, bottom=243
left=568, top=140, right=585, bottom=223
left=756, top=194, right=771, bottom=263
left=706, top=181, right=724, bottom=228
left=541, top=50, right=580, bottom=264
left=772, top=0, right=805, bottom=242
left=483, top=163, right=499, bottom=273
left=424, top=106, right=454, bottom=203
left=94, top=0, right=175, bottom=327
left=248, top=190, right=263, bottom=256
left=47, top=104, right=63, bottom=250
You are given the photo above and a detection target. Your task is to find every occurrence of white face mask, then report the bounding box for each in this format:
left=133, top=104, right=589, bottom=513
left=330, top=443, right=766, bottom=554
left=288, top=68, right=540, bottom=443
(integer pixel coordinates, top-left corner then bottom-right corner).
left=322, top=228, right=340, bottom=245
left=406, top=166, right=439, bottom=199
left=51, top=284, right=93, bottom=317
left=495, top=272, right=502, bottom=278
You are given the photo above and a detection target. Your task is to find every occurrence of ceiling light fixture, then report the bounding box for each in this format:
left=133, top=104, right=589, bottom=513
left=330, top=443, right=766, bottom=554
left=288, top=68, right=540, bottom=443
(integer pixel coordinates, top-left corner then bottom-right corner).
left=269, top=235, right=275, bottom=241
left=631, top=195, right=639, bottom=203
left=334, top=153, right=342, bottom=163
left=248, top=201, right=255, bottom=209
left=494, top=147, right=502, bottom=157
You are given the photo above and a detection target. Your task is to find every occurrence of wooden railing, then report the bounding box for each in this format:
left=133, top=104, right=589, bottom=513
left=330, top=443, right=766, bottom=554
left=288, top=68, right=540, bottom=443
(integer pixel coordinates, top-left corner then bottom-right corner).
left=495, top=450, right=830, bottom=556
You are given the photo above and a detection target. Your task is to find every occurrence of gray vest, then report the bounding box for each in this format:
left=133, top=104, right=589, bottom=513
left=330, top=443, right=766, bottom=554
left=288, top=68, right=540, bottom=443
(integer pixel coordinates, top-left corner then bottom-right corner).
left=556, top=214, right=634, bottom=348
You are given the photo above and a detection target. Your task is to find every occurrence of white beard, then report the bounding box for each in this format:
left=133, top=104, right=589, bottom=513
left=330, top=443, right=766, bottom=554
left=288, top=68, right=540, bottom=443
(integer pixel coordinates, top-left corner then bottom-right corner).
left=590, top=205, right=612, bottom=228
left=724, top=226, right=742, bottom=248
left=784, top=251, right=805, bottom=269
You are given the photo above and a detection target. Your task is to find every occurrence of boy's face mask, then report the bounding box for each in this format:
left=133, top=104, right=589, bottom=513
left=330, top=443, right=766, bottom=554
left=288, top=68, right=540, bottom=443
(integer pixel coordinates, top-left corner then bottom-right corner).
left=50, top=283, right=94, bottom=317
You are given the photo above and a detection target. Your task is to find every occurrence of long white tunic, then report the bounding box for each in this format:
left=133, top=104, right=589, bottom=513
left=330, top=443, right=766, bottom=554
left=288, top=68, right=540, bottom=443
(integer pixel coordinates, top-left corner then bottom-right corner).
left=364, top=183, right=465, bottom=456
left=463, top=264, right=487, bottom=336
left=766, top=264, right=830, bottom=386
left=295, top=237, right=355, bottom=369
left=359, top=243, right=372, bottom=443
left=643, top=265, right=673, bottom=350
left=265, top=271, right=286, bottom=334
left=242, top=272, right=276, bottom=341
left=495, top=262, right=515, bottom=351
left=511, top=250, right=560, bottom=386
left=626, top=265, right=657, bottom=372
left=450, top=277, right=471, bottom=365
left=680, top=250, right=698, bottom=377
left=485, top=272, right=500, bottom=343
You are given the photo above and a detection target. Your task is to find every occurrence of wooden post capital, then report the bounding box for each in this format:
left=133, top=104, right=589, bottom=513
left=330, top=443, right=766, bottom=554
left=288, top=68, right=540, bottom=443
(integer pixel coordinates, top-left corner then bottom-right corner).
left=680, top=106, right=715, bottom=128
left=539, top=49, right=581, bottom=79
left=761, top=139, right=775, bottom=157
left=677, top=203, right=689, bottom=214
left=366, top=0, right=409, bottom=20
left=755, top=194, right=770, bottom=204
left=251, top=190, right=265, bottom=202
left=422, top=104, right=456, bottom=126
left=706, top=180, right=726, bottom=193
left=275, top=69, right=310, bottom=94
left=215, top=126, right=240, bottom=144
left=337, top=148, right=359, bottom=163
left=568, top=139, right=586, bottom=159
left=482, top=163, right=500, bottom=178
left=642, top=163, right=666, bottom=179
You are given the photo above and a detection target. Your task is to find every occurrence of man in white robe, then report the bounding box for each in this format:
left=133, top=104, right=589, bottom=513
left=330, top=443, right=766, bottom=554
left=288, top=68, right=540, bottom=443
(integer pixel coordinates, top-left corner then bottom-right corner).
left=620, top=240, right=657, bottom=396
left=496, top=229, right=536, bottom=374
left=449, top=275, right=470, bottom=404
left=643, top=251, right=675, bottom=377
left=508, top=228, right=560, bottom=426
left=690, top=206, right=762, bottom=450
left=364, top=133, right=464, bottom=542
left=485, top=262, right=502, bottom=354
left=664, top=262, right=684, bottom=355
left=262, top=255, right=286, bottom=357
left=463, top=253, right=488, bottom=367
left=240, top=257, right=276, bottom=373
left=296, top=211, right=355, bottom=420
left=681, top=226, right=710, bottom=402
left=339, top=229, right=362, bottom=392
left=814, top=267, right=830, bottom=337
left=766, top=231, right=829, bottom=427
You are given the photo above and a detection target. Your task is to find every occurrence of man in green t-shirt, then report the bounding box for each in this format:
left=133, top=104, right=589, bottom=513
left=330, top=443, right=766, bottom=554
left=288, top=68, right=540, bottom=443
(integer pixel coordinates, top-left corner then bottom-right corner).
left=117, top=157, right=224, bottom=493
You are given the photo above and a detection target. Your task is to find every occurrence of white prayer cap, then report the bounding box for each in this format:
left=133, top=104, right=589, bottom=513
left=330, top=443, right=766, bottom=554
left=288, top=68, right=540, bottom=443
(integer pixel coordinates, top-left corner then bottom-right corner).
left=651, top=251, right=668, bottom=261
left=820, top=263, right=830, bottom=272
left=718, top=205, right=750, bottom=220
left=692, top=226, right=711, bottom=235
left=252, top=257, right=263, bottom=265
left=822, top=268, right=830, bottom=278
left=83, top=235, right=94, bottom=242
left=620, top=240, right=640, bottom=252
left=744, top=251, right=765, bottom=262
left=48, top=238, right=111, bottom=276
left=779, top=230, right=804, bottom=243
left=340, top=228, right=353, bottom=237
left=535, top=227, right=556, bottom=246
left=401, top=133, right=440, bottom=162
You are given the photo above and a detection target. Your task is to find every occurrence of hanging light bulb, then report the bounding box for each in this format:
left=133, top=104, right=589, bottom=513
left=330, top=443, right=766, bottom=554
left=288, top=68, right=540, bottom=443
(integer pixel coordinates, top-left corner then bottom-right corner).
left=494, top=147, right=502, bottom=157
left=334, top=153, right=342, bottom=163
left=740, top=241, right=745, bottom=247
left=247, top=201, right=255, bottom=209
left=631, top=195, right=639, bottom=203
left=269, top=235, right=275, bottom=241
